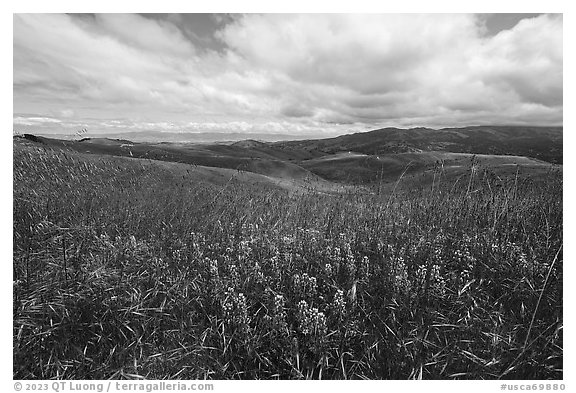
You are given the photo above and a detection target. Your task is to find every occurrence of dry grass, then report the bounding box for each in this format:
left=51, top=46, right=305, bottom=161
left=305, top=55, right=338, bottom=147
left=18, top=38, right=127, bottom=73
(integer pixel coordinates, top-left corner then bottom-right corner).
left=13, top=143, right=562, bottom=379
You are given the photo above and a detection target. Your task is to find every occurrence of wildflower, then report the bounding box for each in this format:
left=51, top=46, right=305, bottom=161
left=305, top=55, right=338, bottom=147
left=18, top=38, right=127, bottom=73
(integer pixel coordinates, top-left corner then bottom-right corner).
left=358, top=256, right=370, bottom=281
left=324, top=263, right=333, bottom=278
left=267, top=253, right=282, bottom=285
left=293, top=273, right=318, bottom=300
left=393, top=256, right=412, bottom=296
left=416, top=264, right=446, bottom=297
left=326, top=246, right=342, bottom=271
left=342, top=244, right=357, bottom=283
left=172, top=248, right=182, bottom=263
left=229, top=264, right=240, bottom=288
left=208, top=259, right=219, bottom=279
left=252, top=261, right=265, bottom=285
left=296, top=300, right=327, bottom=338
left=265, top=293, right=289, bottom=334
left=329, top=289, right=346, bottom=320
left=222, top=287, right=250, bottom=331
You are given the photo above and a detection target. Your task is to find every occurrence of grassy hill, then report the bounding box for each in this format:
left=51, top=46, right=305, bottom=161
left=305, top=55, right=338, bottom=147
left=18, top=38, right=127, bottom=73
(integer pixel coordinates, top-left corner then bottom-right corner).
left=300, top=151, right=557, bottom=185
left=13, top=135, right=563, bottom=379
left=274, top=126, right=563, bottom=164
left=15, top=134, right=322, bottom=183
left=15, top=124, right=562, bottom=189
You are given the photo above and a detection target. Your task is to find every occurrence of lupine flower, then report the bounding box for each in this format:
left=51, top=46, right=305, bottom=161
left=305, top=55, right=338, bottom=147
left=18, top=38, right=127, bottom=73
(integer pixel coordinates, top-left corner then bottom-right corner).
left=324, top=263, right=334, bottom=278
left=172, top=248, right=182, bottom=263
left=296, top=300, right=327, bottom=338
left=229, top=264, right=240, bottom=288
left=326, top=246, right=342, bottom=271
left=250, top=261, right=265, bottom=285
left=266, top=293, right=289, bottom=334
left=222, top=287, right=250, bottom=331
left=293, top=273, right=318, bottom=300
left=393, top=256, right=411, bottom=295
left=416, top=264, right=446, bottom=297
left=208, top=259, right=219, bottom=279
left=343, top=245, right=357, bottom=283
left=358, top=256, right=370, bottom=281
left=329, top=289, right=346, bottom=320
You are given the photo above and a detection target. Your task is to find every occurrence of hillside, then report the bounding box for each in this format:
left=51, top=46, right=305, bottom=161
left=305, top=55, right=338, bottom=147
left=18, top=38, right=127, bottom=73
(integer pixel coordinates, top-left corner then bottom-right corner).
left=14, top=134, right=322, bottom=182
left=12, top=137, right=347, bottom=195
left=13, top=132, right=563, bottom=379
left=300, top=151, right=556, bottom=185
left=274, top=126, right=563, bottom=164
left=15, top=125, right=562, bottom=189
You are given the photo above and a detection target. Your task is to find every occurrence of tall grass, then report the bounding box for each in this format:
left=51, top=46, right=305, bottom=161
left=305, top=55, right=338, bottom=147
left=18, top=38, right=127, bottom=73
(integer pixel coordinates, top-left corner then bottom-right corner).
left=13, top=143, right=562, bottom=379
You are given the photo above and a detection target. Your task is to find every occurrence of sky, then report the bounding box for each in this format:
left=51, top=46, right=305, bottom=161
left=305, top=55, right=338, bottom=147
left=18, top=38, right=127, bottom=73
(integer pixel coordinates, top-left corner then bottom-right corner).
left=13, top=13, right=563, bottom=138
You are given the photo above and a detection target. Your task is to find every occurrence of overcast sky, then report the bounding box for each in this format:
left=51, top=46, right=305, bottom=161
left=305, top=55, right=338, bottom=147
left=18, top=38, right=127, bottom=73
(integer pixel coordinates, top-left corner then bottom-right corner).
left=13, top=13, right=563, bottom=138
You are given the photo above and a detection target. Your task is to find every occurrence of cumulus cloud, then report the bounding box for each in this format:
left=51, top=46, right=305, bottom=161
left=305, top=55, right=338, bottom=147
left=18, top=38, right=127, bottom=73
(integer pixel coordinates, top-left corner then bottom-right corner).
left=471, top=15, right=563, bottom=108
left=220, top=14, right=480, bottom=93
left=219, top=13, right=562, bottom=126
left=13, top=13, right=562, bottom=136
left=86, top=14, right=196, bottom=58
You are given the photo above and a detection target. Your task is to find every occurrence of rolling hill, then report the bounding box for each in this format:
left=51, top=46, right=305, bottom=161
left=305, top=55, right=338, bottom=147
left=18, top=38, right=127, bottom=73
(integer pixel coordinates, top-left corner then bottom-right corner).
left=300, top=151, right=555, bottom=184
left=273, top=125, right=563, bottom=164
left=15, top=125, right=562, bottom=189
left=15, top=134, right=321, bottom=182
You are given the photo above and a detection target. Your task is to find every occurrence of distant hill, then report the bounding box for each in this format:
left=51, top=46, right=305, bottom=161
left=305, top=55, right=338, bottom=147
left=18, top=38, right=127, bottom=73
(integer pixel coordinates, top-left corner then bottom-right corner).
left=77, top=137, right=135, bottom=145
left=30, top=131, right=319, bottom=143
left=274, top=126, right=563, bottom=164
left=300, top=151, right=555, bottom=185
left=14, top=125, right=562, bottom=187
left=13, top=134, right=323, bottom=183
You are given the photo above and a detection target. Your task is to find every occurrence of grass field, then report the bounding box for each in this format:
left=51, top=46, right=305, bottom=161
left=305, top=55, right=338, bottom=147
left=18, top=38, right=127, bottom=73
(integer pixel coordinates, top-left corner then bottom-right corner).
left=13, top=142, right=562, bottom=379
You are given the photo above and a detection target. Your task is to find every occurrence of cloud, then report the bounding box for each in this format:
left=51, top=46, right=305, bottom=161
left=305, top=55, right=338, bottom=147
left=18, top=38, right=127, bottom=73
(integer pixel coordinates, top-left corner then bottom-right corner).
left=58, top=109, right=75, bottom=118
left=471, top=14, right=563, bottom=107
left=281, top=102, right=315, bottom=118
left=14, top=14, right=184, bottom=105
left=219, top=13, right=562, bottom=126
left=13, top=13, right=562, bottom=136
left=13, top=116, right=62, bottom=126
left=220, top=14, right=480, bottom=93
left=87, top=14, right=196, bottom=57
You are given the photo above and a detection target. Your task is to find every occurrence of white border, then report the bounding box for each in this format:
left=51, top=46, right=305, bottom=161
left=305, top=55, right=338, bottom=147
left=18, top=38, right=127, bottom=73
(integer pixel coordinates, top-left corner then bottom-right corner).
left=3, top=2, right=571, bottom=391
